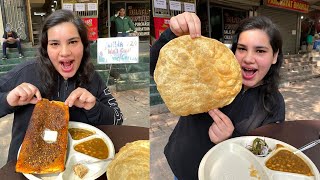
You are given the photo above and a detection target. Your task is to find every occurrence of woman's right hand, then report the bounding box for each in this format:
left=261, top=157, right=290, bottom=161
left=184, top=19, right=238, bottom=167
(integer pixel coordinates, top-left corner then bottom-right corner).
left=6, top=83, right=42, bottom=107
left=169, top=12, right=201, bottom=38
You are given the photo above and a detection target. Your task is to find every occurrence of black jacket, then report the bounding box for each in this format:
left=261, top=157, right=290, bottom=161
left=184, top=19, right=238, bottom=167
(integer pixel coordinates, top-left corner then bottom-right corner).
left=0, top=60, right=123, bottom=161
left=151, top=28, right=285, bottom=180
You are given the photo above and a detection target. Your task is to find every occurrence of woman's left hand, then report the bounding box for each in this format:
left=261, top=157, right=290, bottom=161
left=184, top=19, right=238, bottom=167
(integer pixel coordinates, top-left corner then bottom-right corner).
left=208, top=109, right=234, bottom=144
left=65, top=87, right=96, bottom=110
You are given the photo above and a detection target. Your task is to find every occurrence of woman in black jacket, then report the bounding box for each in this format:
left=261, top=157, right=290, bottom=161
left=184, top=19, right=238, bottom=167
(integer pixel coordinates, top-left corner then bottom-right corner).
left=0, top=9, right=123, bottom=161
left=150, top=12, right=285, bottom=180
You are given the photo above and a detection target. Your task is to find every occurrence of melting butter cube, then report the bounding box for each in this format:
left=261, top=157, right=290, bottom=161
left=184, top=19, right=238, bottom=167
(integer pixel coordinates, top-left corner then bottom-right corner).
left=43, top=130, right=58, bottom=143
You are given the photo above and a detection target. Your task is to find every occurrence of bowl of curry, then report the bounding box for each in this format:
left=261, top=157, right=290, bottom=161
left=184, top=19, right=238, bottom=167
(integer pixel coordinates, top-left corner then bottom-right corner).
left=66, top=121, right=115, bottom=179
left=265, top=146, right=314, bottom=177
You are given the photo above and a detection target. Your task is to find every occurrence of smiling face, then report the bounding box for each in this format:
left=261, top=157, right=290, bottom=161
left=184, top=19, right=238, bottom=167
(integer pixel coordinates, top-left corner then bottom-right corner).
left=47, top=22, right=83, bottom=80
left=235, top=29, right=278, bottom=90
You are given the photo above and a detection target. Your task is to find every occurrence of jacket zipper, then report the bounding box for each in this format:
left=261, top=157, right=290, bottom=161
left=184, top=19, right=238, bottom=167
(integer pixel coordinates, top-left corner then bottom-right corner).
left=63, top=80, right=68, bottom=100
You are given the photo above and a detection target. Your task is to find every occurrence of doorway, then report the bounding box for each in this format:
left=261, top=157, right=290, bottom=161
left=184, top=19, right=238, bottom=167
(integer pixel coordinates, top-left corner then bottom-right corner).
left=110, top=2, right=125, bottom=37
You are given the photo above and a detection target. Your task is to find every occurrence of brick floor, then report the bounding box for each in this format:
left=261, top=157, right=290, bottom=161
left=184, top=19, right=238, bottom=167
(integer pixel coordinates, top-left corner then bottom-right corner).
left=150, top=77, right=320, bottom=180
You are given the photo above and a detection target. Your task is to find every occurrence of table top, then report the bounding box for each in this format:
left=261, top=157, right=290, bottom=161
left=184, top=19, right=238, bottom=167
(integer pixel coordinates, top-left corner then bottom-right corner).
left=0, top=125, right=149, bottom=180
left=248, top=120, right=320, bottom=171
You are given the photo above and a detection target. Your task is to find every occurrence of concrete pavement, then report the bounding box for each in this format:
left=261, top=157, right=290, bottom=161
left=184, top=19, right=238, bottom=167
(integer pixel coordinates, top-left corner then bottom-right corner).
left=0, top=87, right=149, bottom=168
left=150, top=77, right=320, bottom=180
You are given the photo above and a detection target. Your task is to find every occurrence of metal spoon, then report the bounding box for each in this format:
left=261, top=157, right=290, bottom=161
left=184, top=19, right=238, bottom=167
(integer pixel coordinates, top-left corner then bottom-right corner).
left=294, top=134, right=320, bottom=154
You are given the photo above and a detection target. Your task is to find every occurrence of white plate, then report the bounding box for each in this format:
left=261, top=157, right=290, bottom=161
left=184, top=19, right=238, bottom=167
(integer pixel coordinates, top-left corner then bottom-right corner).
left=198, top=136, right=320, bottom=180
left=18, top=121, right=115, bottom=180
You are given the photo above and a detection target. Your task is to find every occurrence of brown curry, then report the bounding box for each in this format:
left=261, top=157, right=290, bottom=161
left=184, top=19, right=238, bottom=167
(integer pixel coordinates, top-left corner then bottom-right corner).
left=74, top=138, right=109, bottom=159
left=265, top=149, right=313, bottom=176
left=68, top=128, right=95, bottom=140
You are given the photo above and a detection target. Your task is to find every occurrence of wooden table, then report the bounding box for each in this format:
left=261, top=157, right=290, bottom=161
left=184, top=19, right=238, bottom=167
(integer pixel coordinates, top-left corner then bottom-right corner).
left=0, top=125, right=149, bottom=180
left=248, top=120, right=320, bottom=171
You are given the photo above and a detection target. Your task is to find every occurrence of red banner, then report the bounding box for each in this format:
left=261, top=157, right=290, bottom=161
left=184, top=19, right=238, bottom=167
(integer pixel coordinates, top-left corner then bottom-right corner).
left=154, top=17, right=170, bottom=39
left=266, top=0, right=309, bottom=13
left=82, top=18, right=98, bottom=41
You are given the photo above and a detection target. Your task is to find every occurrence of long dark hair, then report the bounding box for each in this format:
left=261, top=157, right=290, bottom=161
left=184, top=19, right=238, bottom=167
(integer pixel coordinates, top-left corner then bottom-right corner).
left=37, top=9, right=94, bottom=97
left=231, top=16, right=283, bottom=114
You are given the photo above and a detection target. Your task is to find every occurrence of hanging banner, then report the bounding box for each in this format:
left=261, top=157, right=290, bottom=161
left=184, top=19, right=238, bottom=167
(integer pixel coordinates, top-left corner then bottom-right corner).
left=265, top=0, right=309, bottom=13
left=82, top=18, right=98, bottom=41
left=97, top=37, right=139, bottom=64
left=154, top=17, right=170, bottom=39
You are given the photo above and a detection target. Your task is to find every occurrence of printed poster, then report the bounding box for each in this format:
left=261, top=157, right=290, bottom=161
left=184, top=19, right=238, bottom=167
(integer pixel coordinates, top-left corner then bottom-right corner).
left=169, top=1, right=182, bottom=11
left=62, top=3, right=73, bottom=11
left=97, top=37, right=139, bottom=64
left=154, top=0, right=167, bottom=9
left=82, top=18, right=98, bottom=41
left=184, top=2, right=195, bottom=12
left=153, top=17, right=170, bottom=39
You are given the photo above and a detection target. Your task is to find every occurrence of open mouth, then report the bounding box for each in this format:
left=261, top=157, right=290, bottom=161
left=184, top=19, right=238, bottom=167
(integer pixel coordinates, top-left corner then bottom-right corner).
left=242, top=67, right=257, bottom=80
left=60, top=60, right=74, bottom=72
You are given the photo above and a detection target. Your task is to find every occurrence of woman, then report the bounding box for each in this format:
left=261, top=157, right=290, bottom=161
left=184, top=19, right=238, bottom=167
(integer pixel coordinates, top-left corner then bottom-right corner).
left=0, top=10, right=123, bottom=161
left=150, top=12, right=285, bottom=180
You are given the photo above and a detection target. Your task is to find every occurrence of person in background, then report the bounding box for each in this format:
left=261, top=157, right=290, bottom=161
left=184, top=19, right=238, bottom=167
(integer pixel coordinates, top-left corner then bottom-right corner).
left=0, top=9, right=123, bottom=162
left=313, top=33, right=320, bottom=51
left=150, top=12, right=285, bottom=180
left=110, top=7, right=137, bottom=37
left=2, top=28, right=24, bottom=59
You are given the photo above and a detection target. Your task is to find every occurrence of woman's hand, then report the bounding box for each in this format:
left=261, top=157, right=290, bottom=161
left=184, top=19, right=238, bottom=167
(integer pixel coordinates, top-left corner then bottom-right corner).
left=208, top=109, right=234, bottom=144
left=6, top=83, right=42, bottom=107
left=170, top=12, right=201, bottom=38
left=65, top=87, right=96, bottom=110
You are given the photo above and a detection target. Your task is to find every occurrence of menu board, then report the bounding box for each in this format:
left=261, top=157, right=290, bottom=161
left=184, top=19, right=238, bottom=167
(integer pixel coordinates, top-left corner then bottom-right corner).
left=223, top=9, right=247, bottom=43
left=127, top=3, right=150, bottom=37
left=97, top=37, right=139, bottom=64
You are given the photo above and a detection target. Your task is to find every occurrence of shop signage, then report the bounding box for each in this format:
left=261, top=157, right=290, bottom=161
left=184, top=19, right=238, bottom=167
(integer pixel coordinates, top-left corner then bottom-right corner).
left=97, top=37, right=139, bottom=64
left=223, top=9, right=247, bottom=43
left=265, top=0, right=309, bottom=13
left=128, top=4, right=150, bottom=37
left=82, top=18, right=98, bottom=41
left=153, top=17, right=170, bottom=39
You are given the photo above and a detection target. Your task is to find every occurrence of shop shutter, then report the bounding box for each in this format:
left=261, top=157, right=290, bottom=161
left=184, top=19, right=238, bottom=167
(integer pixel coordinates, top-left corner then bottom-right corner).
left=257, top=6, right=299, bottom=54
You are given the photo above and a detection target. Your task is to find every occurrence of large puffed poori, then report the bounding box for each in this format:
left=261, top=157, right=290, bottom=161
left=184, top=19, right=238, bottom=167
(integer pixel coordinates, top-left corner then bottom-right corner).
left=154, top=35, right=242, bottom=116
left=107, top=140, right=150, bottom=180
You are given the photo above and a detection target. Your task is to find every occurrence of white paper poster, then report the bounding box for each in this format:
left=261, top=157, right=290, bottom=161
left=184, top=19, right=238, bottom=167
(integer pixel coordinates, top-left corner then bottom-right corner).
left=62, top=4, right=73, bottom=11
left=75, top=3, right=85, bottom=11
left=154, top=0, right=167, bottom=9
left=184, top=2, right=195, bottom=12
left=169, top=1, right=181, bottom=11
left=97, top=37, right=139, bottom=64
left=87, top=3, right=97, bottom=11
